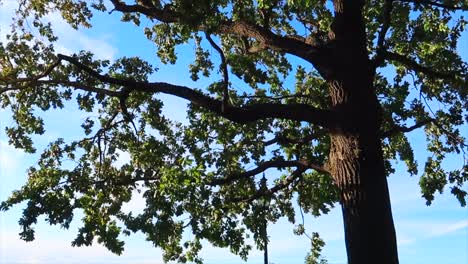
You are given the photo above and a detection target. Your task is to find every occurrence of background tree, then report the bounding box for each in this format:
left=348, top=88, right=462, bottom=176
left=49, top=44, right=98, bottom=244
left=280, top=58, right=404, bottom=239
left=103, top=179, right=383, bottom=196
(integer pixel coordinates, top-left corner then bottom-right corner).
left=0, top=1, right=467, bottom=264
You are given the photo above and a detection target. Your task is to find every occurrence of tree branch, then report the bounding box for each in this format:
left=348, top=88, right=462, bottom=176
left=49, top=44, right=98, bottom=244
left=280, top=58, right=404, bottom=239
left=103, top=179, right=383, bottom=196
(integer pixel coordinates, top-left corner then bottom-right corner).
left=0, top=59, right=61, bottom=85
left=238, top=93, right=312, bottom=101
left=109, top=0, right=177, bottom=22
left=209, top=159, right=328, bottom=186
left=57, top=54, right=337, bottom=128
left=0, top=80, right=122, bottom=97
left=230, top=168, right=306, bottom=204
left=216, top=20, right=330, bottom=73
left=382, top=118, right=434, bottom=138
left=382, top=51, right=463, bottom=81
left=398, top=0, right=468, bottom=10
left=205, top=33, right=229, bottom=110
left=374, top=0, right=394, bottom=66
left=109, top=1, right=332, bottom=77
left=264, top=133, right=320, bottom=146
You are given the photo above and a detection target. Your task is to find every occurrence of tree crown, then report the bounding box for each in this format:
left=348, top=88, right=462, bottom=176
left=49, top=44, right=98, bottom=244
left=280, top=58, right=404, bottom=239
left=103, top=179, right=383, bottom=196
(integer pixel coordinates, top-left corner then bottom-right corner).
left=0, top=0, right=466, bottom=262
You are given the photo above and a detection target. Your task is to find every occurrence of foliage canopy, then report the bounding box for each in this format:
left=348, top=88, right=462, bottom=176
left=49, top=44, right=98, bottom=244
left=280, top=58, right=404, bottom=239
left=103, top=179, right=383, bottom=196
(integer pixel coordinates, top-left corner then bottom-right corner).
left=0, top=0, right=467, bottom=263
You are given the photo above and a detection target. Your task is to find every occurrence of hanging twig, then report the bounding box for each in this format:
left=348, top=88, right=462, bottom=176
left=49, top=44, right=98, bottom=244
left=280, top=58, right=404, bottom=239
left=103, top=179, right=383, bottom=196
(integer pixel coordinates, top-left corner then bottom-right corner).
left=205, top=33, right=230, bottom=112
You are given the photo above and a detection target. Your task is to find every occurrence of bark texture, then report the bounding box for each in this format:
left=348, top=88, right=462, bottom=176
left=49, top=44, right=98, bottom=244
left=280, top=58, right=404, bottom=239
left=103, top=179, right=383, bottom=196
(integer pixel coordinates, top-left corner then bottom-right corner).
left=327, top=1, right=399, bottom=263
left=328, top=80, right=399, bottom=264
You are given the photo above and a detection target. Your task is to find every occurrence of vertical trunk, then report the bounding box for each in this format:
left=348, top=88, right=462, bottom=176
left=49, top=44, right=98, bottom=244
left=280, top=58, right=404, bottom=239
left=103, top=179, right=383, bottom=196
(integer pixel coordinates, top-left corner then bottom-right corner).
left=328, top=108, right=399, bottom=264
left=325, top=1, right=399, bottom=263
left=328, top=72, right=399, bottom=263
left=327, top=69, right=399, bottom=264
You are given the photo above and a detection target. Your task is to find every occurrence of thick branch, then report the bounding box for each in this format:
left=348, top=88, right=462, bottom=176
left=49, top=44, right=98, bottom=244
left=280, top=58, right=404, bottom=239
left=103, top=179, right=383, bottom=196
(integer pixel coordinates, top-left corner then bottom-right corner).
left=264, top=133, right=321, bottom=146
left=109, top=1, right=331, bottom=76
left=58, top=54, right=337, bottom=128
left=238, top=94, right=311, bottom=101
left=110, top=0, right=177, bottom=22
left=209, top=159, right=328, bottom=186
left=398, top=0, right=468, bottom=10
left=216, top=20, right=330, bottom=73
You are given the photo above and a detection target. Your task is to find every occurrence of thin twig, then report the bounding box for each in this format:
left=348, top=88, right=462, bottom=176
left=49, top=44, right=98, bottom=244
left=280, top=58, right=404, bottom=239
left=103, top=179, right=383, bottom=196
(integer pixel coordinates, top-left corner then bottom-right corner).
left=205, top=33, right=230, bottom=111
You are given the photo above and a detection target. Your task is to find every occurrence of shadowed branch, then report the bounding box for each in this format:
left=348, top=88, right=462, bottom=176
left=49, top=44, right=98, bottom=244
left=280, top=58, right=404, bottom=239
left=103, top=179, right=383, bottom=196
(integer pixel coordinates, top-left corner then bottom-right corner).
left=382, top=51, right=465, bottom=82
left=56, top=54, right=338, bottom=128
left=109, top=0, right=332, bottom=76
left=382, top=118, right=434, bottom=138
left=210, top=159, right=328, bottom=186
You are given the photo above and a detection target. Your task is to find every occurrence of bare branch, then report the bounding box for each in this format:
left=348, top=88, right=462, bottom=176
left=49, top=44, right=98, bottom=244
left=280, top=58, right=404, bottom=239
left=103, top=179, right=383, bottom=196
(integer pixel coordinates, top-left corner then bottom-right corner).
left=1, top=80, right=119, bottom=97
left=217, top=20, right=330, bottom=73
left=205, top=33, right=229, bottom=110
left=0, top=86, right=20, bottom=94
left=61, top=172, right=160, bottom=189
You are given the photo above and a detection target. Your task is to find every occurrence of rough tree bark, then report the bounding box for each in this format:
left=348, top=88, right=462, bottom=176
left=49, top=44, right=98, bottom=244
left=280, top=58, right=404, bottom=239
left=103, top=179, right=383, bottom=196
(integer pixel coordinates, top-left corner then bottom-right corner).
left=327, top=1, right=399, bottom=263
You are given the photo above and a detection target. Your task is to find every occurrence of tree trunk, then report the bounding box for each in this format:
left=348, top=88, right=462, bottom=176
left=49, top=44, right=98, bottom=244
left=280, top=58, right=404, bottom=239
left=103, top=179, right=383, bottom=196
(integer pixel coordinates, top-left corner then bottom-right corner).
left=329, top=127, right=399, bottom=264
left=324, top=0, right=400, bottom=263
left=328, top=77, right=399, bottom=264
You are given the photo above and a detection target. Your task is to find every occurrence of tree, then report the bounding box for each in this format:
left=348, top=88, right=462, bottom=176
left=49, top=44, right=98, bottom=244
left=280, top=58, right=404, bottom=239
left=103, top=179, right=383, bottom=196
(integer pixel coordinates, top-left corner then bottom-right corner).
left=0, top=0, right=467, bottom=263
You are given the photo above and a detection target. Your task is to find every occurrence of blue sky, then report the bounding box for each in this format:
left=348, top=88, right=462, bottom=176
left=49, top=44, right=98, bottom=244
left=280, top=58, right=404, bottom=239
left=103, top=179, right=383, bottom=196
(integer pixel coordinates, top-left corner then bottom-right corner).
left=0, top=1, right=467, bottom=263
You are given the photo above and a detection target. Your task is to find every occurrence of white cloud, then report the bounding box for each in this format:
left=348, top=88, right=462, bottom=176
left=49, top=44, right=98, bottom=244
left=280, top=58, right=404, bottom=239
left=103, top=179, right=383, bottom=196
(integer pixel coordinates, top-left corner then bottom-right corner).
left=0, top=1, right=15, bottom=42
left=0, top=140, right=24, bottom=177
left=0, top=0, right=118, bottom=60
left=395, top=219, right=468, bottom=248
left=0, top=140, right=28, bottom=201
left=0, top=231, right=164, bottom=264
left=427, top=219, right=468, bottom=238
left=76, top=33, right=117, bottom=60
left=39, top=11, right=118, bottom=60
left=397, top=234, right=415, bottom=246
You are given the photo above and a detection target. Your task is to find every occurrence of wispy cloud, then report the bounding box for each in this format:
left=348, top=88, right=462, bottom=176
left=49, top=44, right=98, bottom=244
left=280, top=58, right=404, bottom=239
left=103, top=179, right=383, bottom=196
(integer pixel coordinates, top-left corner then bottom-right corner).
left=397, top=234, right=416, bottom=246
left=0, top=231, right=164, bottom=264
left=37, top=11, right=118, bottom=60
left=0, top=0, right=118, bottom=60
left=396, top=219, right=468, bottom=247
left=0, top=140, right=27, bottom=200
left=428, top=219, right=468, bottom=238
left=0, top=140, right=24, bottom=176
